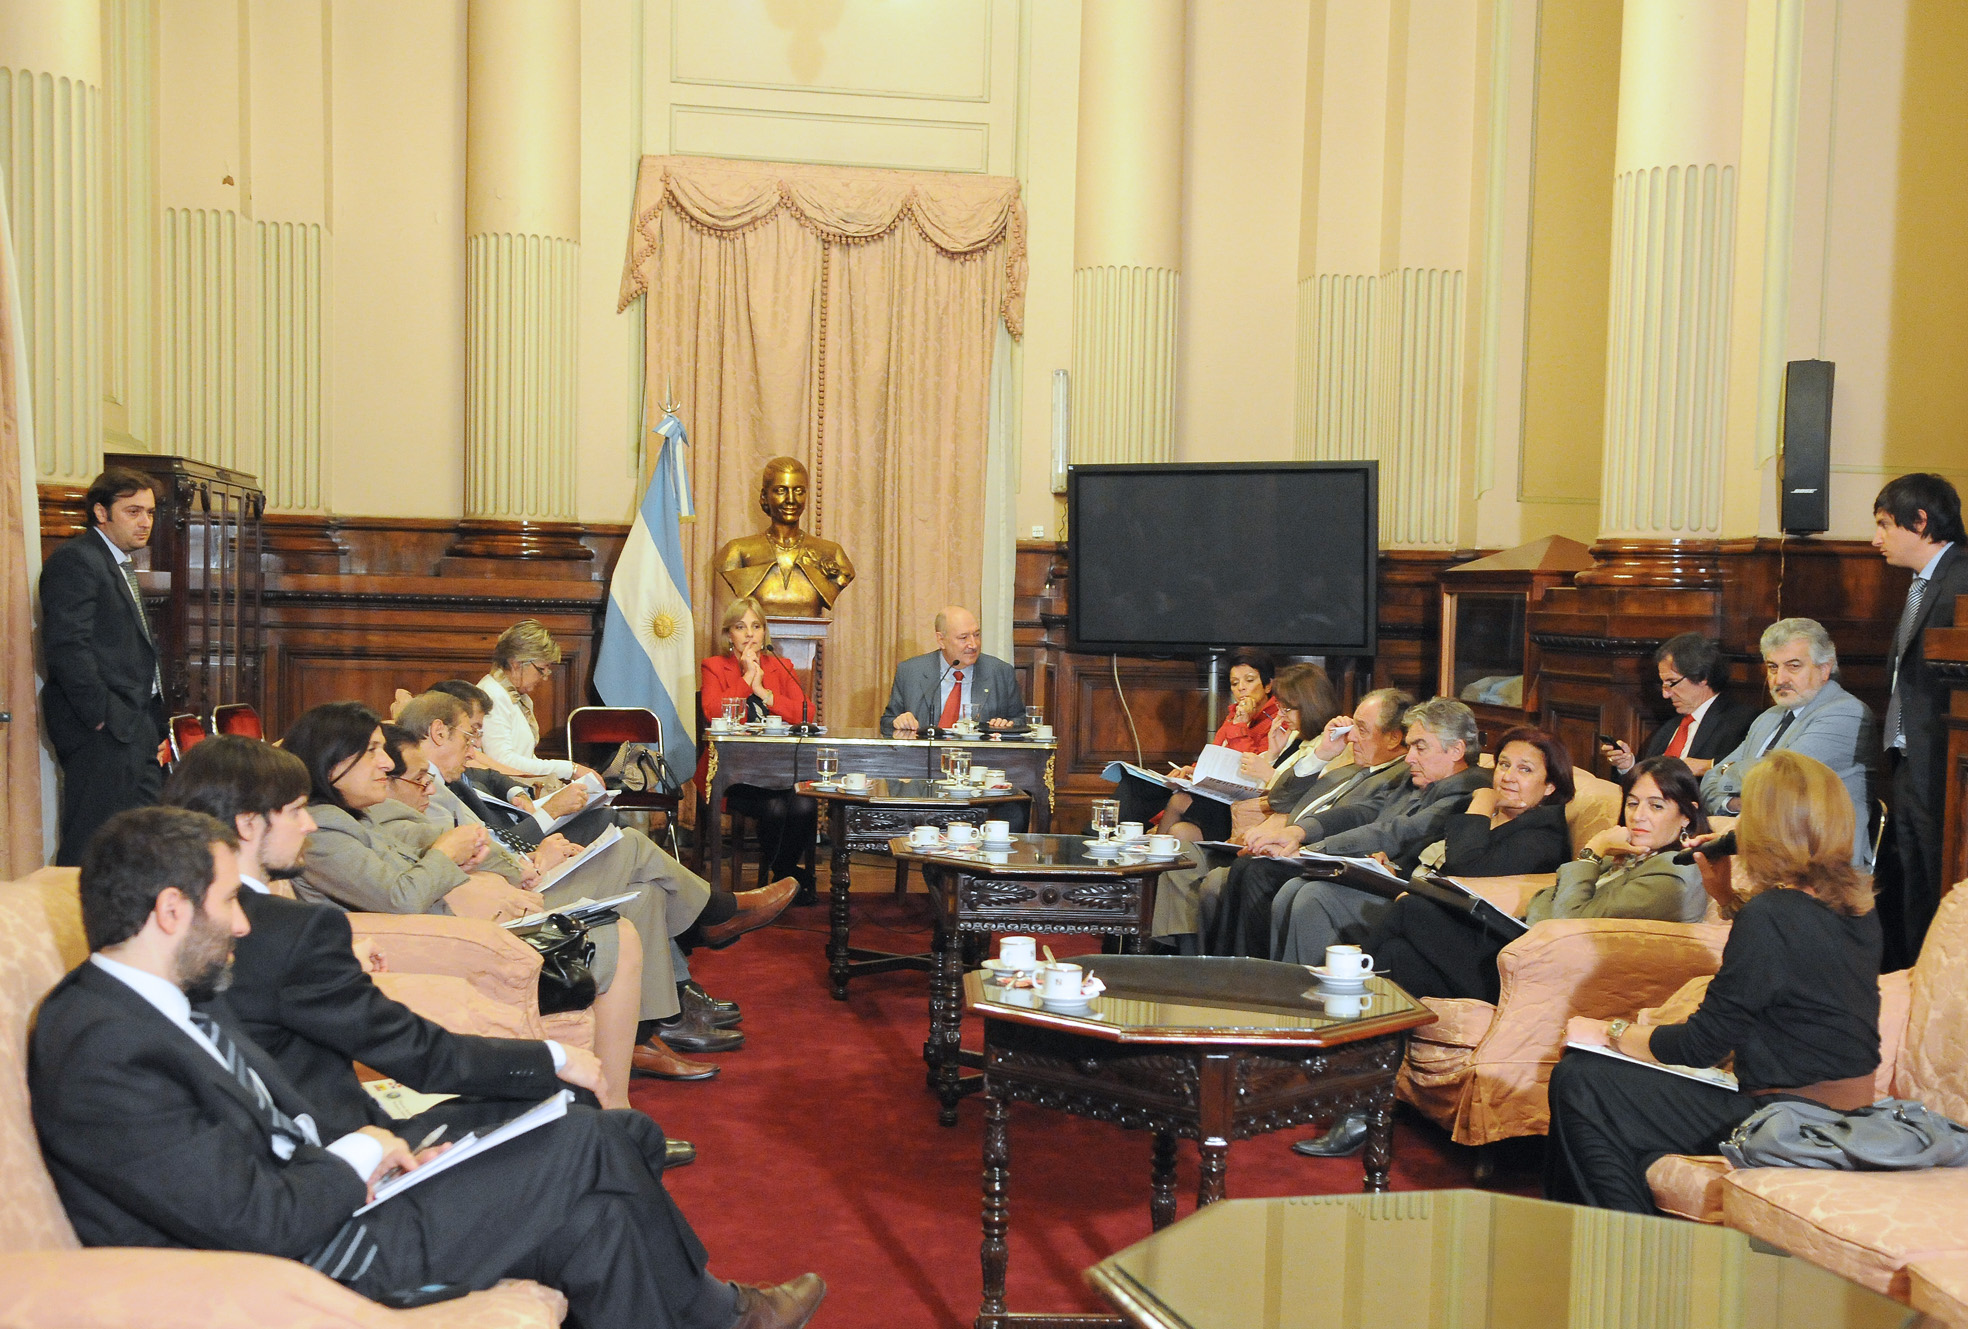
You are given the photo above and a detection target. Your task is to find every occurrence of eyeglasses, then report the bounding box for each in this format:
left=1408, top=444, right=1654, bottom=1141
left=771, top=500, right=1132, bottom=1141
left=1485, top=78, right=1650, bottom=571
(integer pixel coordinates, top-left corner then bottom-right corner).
left=392, top=770, right=437, bottom=791
left=1658, top=673, right=1689, bottom=692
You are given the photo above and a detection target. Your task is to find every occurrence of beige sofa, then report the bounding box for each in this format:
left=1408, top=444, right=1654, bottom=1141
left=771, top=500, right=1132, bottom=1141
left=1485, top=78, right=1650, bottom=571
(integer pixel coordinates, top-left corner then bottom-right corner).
left=1394, top=772, right=1734, bottom=1146
left=1628, top=881, right=1968, bottom=1306
left=0, top=872, right=567, bottom=1326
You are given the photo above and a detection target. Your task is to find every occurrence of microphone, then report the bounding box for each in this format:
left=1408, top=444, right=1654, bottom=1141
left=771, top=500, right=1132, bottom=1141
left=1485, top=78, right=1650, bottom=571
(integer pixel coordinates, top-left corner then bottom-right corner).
left=922, top=655, right=960, bottom=741
left=1672, top=830, right=1736, bottom=865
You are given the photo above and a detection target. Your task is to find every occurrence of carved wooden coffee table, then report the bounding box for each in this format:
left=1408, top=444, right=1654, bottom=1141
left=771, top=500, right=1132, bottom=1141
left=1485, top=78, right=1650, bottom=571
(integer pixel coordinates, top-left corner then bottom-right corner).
left=804, top=778, right=1031, bottom=1001
left=892, top=835, right=1195, bottom=1126
left=965, top=955, right=1435, bottom=1329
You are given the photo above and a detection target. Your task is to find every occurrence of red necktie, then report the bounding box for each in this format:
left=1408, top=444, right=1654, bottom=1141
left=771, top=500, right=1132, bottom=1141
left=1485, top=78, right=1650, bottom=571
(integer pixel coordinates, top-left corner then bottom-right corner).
left=1664, top=714, right=1694, bottom=758
left=938, top=671, right=965, bottom=726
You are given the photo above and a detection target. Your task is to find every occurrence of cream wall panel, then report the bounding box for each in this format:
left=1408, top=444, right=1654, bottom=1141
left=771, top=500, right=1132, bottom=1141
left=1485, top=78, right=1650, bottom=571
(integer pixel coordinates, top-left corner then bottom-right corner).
left=158, top=0, right=243, bottom=214
left=671, top=0, right=993, bottom=102
left=327, top=0, right=466, bottom=519
left=1297, top=274, right=1377, bottom=463
left=159, top=206, right=242, bottom=473
left=104, top=0, right=153, bottom=451
left=1311, top=0, right=1391, bottom=277
left=1071, top=266, right=1178, bottom=465
left=465, top=233, right=577, bottom=521
left=247, top=0, right=328, bottom=224
left=1375, top=267, right=1464, bottom=548
left=576, top=0, right=643, bottom=526
left=258, top=220, right=325, bottom=512
left=1395, top=0, right=1478, bottom=269
left=1615, top=0, right=1746, bottom=172
left=0, top=5, right=101, bottom=83
left=669, top=103, right=990, bottom=174
left=1174, top=0, right=1305, bottom=462
left=1014, top=0, right=1079, bottom=538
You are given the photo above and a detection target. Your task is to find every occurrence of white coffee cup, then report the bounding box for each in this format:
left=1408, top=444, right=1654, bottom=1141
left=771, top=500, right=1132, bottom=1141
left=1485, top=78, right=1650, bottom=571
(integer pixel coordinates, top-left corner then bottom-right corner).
left=1321, top=991, right=1369, bottom=1019
left=710, top=717, right=732, bottom=733
left=1031, top=724, right=1053, bottom=740
left=982, top=768, right=1005, bottom=786
left=841, top=772, right=870, bottom=792
left=1117, top=821, right=1145, bottom=841
left=908, top=824, right=939, bottom=846
left=1147, top=833, right=1180, bottom=856
left=1039, top=962, right=1084, bottom=1001
left=1324, top=944, right=1373, bottom=979
left=944, top=822, right=977, bottom=844
left=998, top=936, right=1037, bottom=970
left=982, top=819, right=1011, bottom=842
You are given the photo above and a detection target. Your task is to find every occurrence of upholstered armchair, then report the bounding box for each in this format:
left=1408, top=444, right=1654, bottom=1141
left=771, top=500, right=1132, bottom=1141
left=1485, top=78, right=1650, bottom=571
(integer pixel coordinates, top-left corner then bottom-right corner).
left=0, top=873, right=566, bottom=1327
left=1394, top=774, right=1732, bottom=1149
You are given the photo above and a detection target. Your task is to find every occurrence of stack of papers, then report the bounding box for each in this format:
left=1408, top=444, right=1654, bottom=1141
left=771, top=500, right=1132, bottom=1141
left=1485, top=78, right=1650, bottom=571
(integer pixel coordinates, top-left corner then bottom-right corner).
left=502, top=888, right=640, bottom=930
left=534, top=824, right=624, bottom=892
left=1563, top=1041, right=1738, bottom=1090
left=358, top=1091, right=571, bottom=1213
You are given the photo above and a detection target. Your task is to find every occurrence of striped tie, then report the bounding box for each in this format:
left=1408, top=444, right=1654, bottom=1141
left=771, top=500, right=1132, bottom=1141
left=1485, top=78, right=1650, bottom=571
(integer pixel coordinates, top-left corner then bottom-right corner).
left=190, top=1012, right=378, bottom=1285
left=1884, top=575, right=1929, bottom=750
left=118, top=560, right=164, bottom=698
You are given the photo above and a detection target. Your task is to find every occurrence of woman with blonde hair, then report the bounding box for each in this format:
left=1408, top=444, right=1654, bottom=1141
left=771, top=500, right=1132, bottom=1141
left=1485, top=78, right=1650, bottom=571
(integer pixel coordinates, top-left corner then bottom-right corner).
left=699, top=597, right=818, bottom=895
left=476, top=619, right=594, bottom=783
left=1544, top=750, right=1883, bottom=1213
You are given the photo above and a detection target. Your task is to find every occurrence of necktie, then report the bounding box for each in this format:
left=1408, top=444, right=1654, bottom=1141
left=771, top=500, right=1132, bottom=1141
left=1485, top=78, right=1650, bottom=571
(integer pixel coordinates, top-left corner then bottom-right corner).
left=1664, top=714, right=1694, bottom=758
left=119, top=560, right=164, bottom=698
left=1758, top=708, right=1797, bottom=758
left=188, top=1011, right=317, bottom=1149
left=938, top=670, right=965, bottom=727
left=1884, top=575, right=1929, bottom=749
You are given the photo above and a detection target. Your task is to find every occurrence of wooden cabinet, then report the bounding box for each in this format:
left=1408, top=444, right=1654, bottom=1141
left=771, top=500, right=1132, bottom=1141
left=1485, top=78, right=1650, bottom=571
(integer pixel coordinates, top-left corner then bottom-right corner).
left=1437, top=537, right=1593, bottom=747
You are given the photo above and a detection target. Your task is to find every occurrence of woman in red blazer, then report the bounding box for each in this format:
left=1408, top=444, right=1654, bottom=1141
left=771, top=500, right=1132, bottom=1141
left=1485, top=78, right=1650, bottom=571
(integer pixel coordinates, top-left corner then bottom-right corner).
left=700, top=598, right=818, bottom=893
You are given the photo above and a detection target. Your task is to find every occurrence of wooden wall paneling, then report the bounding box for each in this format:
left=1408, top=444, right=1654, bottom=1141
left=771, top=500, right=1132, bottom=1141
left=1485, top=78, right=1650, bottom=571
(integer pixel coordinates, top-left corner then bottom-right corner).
left=1375, top=550, right=1473, bottom=699
left=1716, top=538, right=1906, bottom=721
left=1929, top=619, right=1968, bottom=892
left=1050, top=653, right=1206, bottom=834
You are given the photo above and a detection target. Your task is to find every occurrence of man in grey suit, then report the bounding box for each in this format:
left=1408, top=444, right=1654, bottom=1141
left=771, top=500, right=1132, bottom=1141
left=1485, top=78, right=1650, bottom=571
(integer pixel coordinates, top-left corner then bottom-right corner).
left=1168, top=689, right=1413, bottom=952
left=1699, top=617, right=1874, bottom=869
left=880, top=605, right=1024, bottom=736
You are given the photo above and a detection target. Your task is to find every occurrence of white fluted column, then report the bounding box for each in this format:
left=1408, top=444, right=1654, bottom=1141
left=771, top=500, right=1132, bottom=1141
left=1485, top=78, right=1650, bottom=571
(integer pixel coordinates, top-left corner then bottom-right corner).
left=1070, top=0, right=1183, bottom=466
left=1597, top=0, right=1748, bottom=540
left=0, top=4, right=102, bottom=487
left=457, top=0, right=583, bottom=557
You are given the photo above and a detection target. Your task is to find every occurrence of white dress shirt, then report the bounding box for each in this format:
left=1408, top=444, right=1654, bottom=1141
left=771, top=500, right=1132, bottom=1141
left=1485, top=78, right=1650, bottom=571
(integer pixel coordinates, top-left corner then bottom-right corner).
left=88, top=951, right=384, bottom=1184
left=935, top=657, right=973, bottom=721
left=476, top=672, right=576, bottom=780
left=1672, top=693, right=1717, bottom=754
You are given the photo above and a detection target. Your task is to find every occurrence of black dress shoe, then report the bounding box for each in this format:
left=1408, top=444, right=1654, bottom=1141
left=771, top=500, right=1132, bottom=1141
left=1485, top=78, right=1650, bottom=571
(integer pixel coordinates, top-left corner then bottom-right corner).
left=1292, top=1112, right=1369, bottom=1158
left=678, top=979, right=742, bottom=1028
left=665, top=1138, right=698, bottom=1168
left=657, top=1010, right=747, bottom=1054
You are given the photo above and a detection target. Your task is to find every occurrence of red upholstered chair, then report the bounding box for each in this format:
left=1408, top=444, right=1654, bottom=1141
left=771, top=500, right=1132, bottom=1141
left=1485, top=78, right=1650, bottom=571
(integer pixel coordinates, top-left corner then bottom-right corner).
left=567, top=706, right=682, bottom=859
left=210, top=702, right=263, bottom=739
left=167, top=714, right=207, bottom=763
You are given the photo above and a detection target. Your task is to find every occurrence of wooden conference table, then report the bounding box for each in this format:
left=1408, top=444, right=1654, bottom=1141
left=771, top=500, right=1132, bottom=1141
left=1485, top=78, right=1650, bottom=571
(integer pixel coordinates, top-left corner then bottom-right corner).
left=699, top=725, right=1059, bottom=885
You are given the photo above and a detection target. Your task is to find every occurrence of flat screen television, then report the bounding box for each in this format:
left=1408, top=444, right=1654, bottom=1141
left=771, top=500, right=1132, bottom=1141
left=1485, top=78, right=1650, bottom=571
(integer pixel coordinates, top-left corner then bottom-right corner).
left=1066, top=462, right=1378, bottom=656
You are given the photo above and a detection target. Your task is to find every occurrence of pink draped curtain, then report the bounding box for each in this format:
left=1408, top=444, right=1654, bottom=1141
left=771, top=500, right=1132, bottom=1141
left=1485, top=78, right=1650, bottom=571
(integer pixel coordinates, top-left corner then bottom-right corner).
left=619, top=155, right=1025, bottom=728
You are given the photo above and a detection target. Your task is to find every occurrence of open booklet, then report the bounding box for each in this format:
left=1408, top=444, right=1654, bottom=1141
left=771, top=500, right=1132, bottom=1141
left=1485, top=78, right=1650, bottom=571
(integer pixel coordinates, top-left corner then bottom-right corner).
left=357, top=1090, right=571, bottom=1214
left=1100, top=745, right=1265, bottom=806
left=1407, top=872, right=1530, bottom=937
left=531, top=824, right=624, bottom=893
left=475, top=771, right=619, bottom=834
left=1563, top=1040, right=1738, bottom=1091
left=1101, top=760, right=1172, bottom=789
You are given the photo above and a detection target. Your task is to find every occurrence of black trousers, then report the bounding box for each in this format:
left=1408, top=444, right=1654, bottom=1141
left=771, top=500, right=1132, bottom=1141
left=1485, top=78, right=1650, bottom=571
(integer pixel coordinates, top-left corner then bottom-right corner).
left=348, top=1107, right=736, bottom=1329
left=1877, top=755, right=1944, bottom=971
left=55, top=708, right=165, bottom=866
left=1204, top=856, right=1305, bottom=957
left=1543, top=1050, right=1759, bottom=1214
left=723, top=784, right=818, bottom=888
left=1366, top=894, right=1506, bottom=1003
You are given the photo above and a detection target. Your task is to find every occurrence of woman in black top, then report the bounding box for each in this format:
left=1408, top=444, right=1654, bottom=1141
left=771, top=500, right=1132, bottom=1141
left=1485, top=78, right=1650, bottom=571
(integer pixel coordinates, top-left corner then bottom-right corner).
left=1544, top=750, right=1883, bottom=1214
left=1362, top=728, right=1573, bottom=1001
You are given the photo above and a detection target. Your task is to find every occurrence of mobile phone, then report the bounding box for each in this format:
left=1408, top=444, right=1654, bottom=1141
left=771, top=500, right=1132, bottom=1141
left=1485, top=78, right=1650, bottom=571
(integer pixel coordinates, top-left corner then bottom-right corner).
left=376, top=1285, right=470, bottom=1310
left=1595, top=733, right=1621, bottom=749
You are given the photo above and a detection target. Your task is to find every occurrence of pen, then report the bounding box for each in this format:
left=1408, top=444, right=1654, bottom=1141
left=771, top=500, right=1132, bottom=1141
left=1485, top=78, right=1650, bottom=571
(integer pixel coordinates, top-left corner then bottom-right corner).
left=415, top=1124, right=447, bottom=1151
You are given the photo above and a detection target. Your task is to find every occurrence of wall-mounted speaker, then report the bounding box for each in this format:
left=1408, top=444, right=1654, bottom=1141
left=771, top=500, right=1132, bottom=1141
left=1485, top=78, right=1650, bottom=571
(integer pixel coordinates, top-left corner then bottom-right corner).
left=1780, top=359, right=1834, bottom=536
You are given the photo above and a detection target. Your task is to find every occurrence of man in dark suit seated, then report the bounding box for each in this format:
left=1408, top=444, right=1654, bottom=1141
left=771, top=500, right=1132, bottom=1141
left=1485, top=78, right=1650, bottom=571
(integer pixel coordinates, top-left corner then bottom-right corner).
left=158, top=734, right=697, bottom=1162
left=880, top=605, right=1024, bottom=736
left=30, top=806, right=824, bottom=1329
left=38, top=467, right=168, bottom=865
left=1600, top=633, right=1758, bottom=779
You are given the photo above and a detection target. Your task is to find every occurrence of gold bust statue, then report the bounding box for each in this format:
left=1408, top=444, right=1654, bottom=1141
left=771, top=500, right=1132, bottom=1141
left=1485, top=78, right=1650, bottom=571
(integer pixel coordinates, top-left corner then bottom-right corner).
left=713, top=457, right=855, bottom=617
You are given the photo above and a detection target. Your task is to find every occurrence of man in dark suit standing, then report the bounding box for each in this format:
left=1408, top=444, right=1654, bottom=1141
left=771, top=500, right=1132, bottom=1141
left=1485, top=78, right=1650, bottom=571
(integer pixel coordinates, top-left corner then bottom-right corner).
left=1872, top=473, right=1968, bottom=968
left=30, top=806, right=824, bottom=1328
left=1601, top=633, right=1758, bottom=778
left=880, top=604, right=1024, bottom=736
left=39, top=466, right=167, bottom=865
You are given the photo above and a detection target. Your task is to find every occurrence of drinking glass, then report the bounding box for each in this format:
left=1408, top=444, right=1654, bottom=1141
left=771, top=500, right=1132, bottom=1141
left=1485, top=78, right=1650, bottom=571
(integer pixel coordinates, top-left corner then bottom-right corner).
left=950, top=750, right=973, bottom=787
left=722, top=697, right=743, bottom=727
left=815, top=748, right=838, bottom=784
left=1024, top=705, right=1043, bottom=727
left=939, top=748, right=957, bottom=782
left=959, top=703, right=978, bottom=730
left=1090, top=798, right=1119, bottom=840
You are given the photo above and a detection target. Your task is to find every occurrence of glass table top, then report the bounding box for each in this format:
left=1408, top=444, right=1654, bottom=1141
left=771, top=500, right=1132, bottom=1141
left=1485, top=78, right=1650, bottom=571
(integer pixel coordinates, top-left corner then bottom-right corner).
left=706, top=724, right=1055, bottom=747
left=892, top=833, right=1194, bottom=874
left=966, top=955, right=1430, bottom=1044
left=1089, top=1190, right=1913, bottom=1329
left=799, top=777, right=1029, bottom=805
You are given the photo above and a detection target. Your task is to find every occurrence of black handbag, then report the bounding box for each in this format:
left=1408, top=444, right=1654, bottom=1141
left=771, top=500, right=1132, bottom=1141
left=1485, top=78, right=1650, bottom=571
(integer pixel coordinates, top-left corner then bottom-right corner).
left=513, top=912, right=598, bottom=1015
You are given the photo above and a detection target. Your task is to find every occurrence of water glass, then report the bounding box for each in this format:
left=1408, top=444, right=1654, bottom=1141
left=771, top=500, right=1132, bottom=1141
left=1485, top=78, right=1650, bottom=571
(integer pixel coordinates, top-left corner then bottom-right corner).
left=1024, top=705, right=1043, bottom=727
left=1090, top=798, right=1119, bottom=840
left=950, top=749, right=973, bottom=787
left=815, top=748, right=838, bottom=783
left=722, top=697, right=744, bottom=726
left=939, top=748, right=957, bottom=781
left=958, top=703, right=978, bottom=729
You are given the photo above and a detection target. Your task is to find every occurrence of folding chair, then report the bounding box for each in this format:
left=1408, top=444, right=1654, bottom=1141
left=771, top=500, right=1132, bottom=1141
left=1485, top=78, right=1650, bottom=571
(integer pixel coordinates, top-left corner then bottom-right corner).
left=567, top=706, right=683, bottom=860
left=210, top=702, right=263, bottom=739
left=168, top=714, right=209, bottom=764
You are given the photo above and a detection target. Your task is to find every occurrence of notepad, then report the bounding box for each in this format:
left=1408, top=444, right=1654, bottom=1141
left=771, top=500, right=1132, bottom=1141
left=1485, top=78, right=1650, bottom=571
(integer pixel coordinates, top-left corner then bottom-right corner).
left=534, top=824, right=623, bottom=892
left=502, top=889, right=641, bottom=930
left=1563, top=1041, right=1738, bottom=1091
left=357, top=1091, right=571, bottom=1214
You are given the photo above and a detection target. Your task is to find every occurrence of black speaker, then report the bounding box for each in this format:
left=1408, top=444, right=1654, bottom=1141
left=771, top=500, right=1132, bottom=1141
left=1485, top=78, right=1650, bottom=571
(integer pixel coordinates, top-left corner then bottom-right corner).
left=1780, top=359, right=1834, bottom=535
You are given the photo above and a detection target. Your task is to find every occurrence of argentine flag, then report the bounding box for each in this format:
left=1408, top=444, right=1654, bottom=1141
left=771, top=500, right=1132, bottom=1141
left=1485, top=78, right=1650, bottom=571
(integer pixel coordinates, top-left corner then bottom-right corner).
left=594, top=413, right=697, bottom=783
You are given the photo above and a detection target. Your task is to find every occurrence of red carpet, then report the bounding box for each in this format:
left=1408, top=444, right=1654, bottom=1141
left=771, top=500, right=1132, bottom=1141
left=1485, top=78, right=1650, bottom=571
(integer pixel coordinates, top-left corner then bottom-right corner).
left=630, top=895, right=1542, bottom=1327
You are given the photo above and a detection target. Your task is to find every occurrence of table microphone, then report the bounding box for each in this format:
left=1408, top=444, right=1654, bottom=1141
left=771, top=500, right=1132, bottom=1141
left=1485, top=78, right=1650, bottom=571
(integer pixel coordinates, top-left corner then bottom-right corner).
left=1672, top=830, right=1736, bottom=865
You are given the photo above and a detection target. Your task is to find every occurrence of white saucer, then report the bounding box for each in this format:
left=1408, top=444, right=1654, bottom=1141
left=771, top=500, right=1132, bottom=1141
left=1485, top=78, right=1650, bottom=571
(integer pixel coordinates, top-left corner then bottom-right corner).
left=1041, top=995, right=1096, bottom=1013
left=980, top=838, right=1017, bottom=850
left=1084, top=841, right=1123, bottom=856
left=1307, top=965, right=1382, bottom=990
left=808, top=780, right=839, bottom=791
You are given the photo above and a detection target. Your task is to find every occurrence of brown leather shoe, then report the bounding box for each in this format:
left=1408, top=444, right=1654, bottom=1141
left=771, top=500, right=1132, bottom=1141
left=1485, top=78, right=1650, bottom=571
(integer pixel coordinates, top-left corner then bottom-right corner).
left=631, top=1038, right=720, bottom=1081
left=730, top=1273, right=826, bottom=1329
left=699, top=877, right=798, bottom=949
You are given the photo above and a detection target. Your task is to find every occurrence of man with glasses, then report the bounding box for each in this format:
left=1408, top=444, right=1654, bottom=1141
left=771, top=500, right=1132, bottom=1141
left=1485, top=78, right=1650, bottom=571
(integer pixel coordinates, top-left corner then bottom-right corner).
left=1601, top=634, right=1756, bottom=779
left=1699, top=617, right=1874, bottom=867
